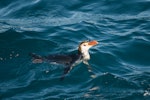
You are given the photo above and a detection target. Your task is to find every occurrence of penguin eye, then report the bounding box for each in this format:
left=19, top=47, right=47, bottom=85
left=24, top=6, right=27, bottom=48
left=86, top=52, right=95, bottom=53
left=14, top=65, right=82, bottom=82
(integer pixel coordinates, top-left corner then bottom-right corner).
left=83, top=44, right=86, bottom=46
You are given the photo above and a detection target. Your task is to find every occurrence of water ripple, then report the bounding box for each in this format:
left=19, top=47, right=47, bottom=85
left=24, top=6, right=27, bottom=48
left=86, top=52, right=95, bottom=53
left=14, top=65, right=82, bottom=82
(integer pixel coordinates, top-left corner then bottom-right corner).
left=0, top=0, right=150, bottom=99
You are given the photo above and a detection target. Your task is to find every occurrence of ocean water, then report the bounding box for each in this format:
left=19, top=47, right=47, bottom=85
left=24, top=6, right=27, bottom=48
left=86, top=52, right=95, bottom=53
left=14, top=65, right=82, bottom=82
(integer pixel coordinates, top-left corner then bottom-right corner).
left=0, top=0, right=150, bottom=99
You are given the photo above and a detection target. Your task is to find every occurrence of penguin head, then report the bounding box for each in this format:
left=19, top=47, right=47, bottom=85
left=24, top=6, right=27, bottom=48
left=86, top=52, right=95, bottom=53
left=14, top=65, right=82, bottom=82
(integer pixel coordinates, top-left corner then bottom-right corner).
left=78, top=40, right=98, bottom=53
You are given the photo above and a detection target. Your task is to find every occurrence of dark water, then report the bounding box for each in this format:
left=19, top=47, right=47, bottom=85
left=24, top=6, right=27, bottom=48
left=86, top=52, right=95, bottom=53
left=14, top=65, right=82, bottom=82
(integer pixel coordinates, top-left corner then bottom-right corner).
left=0, top=0, right=150, bottom=99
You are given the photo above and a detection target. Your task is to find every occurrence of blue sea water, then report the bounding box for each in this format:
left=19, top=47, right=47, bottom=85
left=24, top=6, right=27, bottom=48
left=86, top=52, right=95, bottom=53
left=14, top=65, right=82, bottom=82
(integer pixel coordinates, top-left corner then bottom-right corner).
left=0, top=0, right=150, bottom=99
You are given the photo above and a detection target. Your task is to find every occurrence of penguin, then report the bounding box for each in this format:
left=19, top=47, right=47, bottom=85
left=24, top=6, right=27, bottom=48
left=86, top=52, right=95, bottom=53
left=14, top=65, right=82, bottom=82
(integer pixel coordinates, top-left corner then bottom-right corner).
left=30, top=40, right=98, bottom=80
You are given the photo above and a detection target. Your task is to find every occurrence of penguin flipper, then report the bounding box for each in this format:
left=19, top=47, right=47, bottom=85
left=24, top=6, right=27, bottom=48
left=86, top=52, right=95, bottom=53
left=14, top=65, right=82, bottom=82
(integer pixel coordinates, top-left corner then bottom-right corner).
left=60, top=65, right=73, bottom=80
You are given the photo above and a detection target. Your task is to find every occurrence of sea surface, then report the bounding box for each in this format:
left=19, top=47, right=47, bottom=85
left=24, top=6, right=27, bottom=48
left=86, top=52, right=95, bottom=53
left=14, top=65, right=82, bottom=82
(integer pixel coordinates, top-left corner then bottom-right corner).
left=0, top=0, right=150, bottom=100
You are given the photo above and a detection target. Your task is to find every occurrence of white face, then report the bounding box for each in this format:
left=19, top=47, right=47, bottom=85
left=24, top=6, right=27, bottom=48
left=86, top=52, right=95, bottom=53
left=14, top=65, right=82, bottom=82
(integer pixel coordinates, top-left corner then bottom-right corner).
left=79, top=42, right=92, bottom=53
left=78, top=40, right=98, bottom=60
left=78, top=40, right=98, bottom=53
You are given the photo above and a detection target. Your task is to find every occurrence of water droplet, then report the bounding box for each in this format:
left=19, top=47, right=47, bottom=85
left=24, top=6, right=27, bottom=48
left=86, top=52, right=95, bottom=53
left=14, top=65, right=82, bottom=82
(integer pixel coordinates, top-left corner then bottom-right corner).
left=10, top=54, right=12, bottom=57
left=46, top=70, right=49, bottom=73
left=15, top=54, right=19, bottom=57
left=0, top=57, right=3, bottom=60
left=90, top=75, right=96, bottom=78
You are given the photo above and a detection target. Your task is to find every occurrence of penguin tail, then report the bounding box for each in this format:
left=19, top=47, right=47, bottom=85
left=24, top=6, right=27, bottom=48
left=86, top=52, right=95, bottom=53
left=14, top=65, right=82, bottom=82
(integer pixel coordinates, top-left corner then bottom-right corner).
left=29, top=53, right=43, bottom=63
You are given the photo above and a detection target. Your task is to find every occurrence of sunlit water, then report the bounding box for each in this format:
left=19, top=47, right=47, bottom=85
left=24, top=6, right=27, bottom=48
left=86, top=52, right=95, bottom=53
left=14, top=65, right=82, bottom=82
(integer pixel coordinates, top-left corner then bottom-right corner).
left=0, top=0, right=150, bottom=99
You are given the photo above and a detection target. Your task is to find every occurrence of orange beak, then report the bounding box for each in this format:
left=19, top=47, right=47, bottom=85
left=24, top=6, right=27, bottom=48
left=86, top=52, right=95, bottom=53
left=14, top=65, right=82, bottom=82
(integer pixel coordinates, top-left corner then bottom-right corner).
left=88, top=40, right=98, bottom=46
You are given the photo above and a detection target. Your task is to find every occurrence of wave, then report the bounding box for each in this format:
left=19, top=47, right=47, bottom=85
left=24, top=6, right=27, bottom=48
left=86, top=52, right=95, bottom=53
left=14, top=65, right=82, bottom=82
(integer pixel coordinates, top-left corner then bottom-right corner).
left=0, top=0, right=150, bottom=99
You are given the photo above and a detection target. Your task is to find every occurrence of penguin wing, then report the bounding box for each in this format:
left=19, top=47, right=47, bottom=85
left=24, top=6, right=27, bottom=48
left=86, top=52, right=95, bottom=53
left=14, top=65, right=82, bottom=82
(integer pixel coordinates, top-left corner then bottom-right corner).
left=60, top=64, right=73, bottom=80
left=45, top=54, right=73, bottom=65
left=60, top=54, right=82, bottom=80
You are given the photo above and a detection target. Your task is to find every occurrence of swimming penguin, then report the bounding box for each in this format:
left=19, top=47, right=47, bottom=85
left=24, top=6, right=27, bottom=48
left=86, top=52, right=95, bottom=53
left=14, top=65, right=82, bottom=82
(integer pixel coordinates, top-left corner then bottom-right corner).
left=30, top=40, right=98, bottom=80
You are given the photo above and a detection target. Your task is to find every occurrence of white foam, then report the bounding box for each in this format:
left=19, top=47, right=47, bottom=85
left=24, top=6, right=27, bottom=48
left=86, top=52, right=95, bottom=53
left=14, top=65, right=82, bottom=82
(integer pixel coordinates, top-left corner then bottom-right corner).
left=143, top=90, right=150, bottom=96
left=89, top=86, right=100, bottom=91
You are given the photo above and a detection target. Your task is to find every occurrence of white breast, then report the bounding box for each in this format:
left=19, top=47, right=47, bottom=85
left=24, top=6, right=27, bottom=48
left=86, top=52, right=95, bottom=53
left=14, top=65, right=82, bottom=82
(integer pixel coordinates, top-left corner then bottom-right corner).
left=82, top=52, right=90, bottom=60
